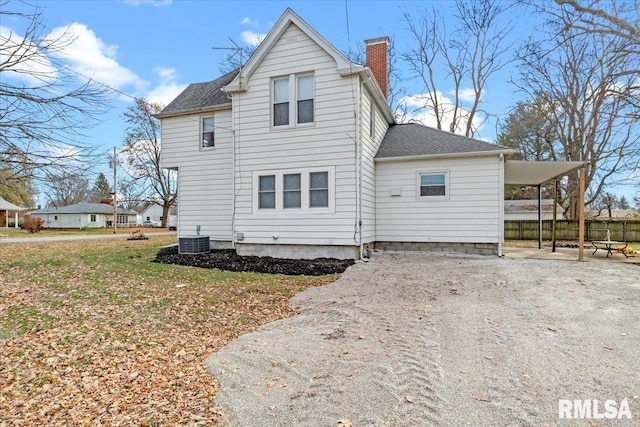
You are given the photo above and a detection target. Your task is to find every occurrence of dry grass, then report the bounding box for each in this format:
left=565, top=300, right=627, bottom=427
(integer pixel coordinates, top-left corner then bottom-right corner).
left=0, top=237, right=336, bottom=425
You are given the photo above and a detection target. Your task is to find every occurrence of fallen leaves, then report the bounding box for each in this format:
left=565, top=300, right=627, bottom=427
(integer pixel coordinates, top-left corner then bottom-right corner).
left=0, top=238, right=333, bottom=426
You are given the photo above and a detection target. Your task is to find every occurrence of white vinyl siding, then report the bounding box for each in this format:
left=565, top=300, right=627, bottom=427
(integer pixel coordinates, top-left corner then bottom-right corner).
left=160, top=109, right=234, bottom=240
left=232, top=23, right=358, bottom=246
left=376, top=156, right=503, bottom=244
left=359, top=86, right=390, bottom=244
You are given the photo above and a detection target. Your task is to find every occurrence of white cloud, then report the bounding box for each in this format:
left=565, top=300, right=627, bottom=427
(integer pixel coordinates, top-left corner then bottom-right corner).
left=0, top=25, right=58, bottom=85
left=46, top=23, right=147, bottom=92
left=123, top=0, right=172, bottom=7
left=145, top=66, right=187, bottom=106
left=398, top=91, right=483, bottom=136
left=241, top=30, right=266, bottom=46
left=457, top=87, right=478, bottom=103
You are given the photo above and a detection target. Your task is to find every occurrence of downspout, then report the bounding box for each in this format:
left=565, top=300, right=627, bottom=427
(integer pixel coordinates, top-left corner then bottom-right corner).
left=356, top=75, right=363, bottom=258
left=231, top=126, right=236, bottom=247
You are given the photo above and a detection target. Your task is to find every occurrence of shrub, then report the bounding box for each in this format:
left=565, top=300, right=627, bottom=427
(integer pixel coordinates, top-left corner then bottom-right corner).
left=21, top=216, right=45, bottom=233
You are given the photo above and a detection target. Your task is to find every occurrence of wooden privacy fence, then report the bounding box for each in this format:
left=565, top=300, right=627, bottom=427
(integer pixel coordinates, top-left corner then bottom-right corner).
left=505, top=220, right=640, bottom=242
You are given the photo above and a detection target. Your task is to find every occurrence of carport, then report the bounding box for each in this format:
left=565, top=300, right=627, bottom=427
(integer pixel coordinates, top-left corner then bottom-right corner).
left=504, top=160, right=587, bottom=259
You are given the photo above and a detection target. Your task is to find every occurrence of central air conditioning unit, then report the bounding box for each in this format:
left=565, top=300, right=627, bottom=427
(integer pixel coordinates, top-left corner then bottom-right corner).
left=178, top=235, right=210, bottom=254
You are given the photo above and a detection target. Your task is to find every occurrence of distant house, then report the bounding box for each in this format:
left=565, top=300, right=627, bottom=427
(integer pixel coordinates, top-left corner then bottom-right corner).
left=28, top=203, right=138, bottom=228
left=134, top=202, right=175, bottom=227
left=504, top=199, right=564, bottom=221
left=1, top=196, right=26, bottom=228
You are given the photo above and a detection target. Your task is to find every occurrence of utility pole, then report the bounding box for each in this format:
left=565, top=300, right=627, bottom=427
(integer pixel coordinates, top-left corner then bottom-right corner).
left=113, top=146, right=118, bottom=234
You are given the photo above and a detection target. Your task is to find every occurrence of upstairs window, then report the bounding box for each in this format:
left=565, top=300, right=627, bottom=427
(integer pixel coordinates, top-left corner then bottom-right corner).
left=297, top=75, right=314, bottom=124
left=202, top=116, right=215, bottom=148
left=273, top=78, right=289, bottom=126
left=272, top=74, right=314, bottom=127
left=418, top=172, right=448, bottom=199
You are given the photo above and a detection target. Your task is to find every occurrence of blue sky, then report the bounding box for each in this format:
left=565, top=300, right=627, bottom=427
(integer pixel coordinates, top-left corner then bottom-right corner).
left=2, top=0, right=636, bottom=203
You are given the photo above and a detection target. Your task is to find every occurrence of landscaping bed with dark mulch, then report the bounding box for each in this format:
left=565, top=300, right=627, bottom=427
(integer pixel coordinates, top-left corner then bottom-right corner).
left=153, top=246, right=355, bottom=276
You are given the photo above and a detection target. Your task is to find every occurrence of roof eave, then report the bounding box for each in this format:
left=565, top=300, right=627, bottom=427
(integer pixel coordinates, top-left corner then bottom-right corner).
left=375, top=149, right=515, bottom=163
left=154, top=102, right=232, bottom=119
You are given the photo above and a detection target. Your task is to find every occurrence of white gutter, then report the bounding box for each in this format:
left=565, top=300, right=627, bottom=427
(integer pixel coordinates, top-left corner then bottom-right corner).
left=154, top=103, right=232, bottom=119
left=374, top=149, right=515, bottom=163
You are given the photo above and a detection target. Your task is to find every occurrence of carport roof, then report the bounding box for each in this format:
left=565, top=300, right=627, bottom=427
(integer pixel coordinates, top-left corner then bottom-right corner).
left=505, top=160, right=586, bottom=185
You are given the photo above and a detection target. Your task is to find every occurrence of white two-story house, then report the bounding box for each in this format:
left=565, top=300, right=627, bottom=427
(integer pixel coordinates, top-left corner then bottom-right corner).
left=157, top=8, right=516, bottom=259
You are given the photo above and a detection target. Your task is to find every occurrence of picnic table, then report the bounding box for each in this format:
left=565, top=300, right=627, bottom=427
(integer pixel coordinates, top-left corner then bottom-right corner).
left=591, top=240, right=629, bottom=258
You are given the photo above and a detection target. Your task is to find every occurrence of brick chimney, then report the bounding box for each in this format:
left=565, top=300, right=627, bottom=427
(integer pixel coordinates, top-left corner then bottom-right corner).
left=365, top=36, right=389, bottom=100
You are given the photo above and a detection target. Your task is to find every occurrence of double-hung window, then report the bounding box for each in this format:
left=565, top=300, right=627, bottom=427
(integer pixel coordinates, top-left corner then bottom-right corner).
left=418, top=172, right=448, bottom=199
left=309, top=172, right=329, bottom=207
left=90, top=214, right=97, bottom=222
left=272, top=74, right=314, bottom=127
left=283, top=174, right=301, bottom=209
left=254, top=168, right=333, bottom=213
left=202, top=116, right=215, bottom=148
left=258, top=175, right=276, bottom=209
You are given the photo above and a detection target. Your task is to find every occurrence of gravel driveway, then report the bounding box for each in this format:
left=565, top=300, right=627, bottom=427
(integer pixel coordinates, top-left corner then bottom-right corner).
left=205, top=252, right=640, bottom=426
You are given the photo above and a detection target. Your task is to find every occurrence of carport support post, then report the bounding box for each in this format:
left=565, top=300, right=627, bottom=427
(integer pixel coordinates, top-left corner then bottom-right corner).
left=578, top=167, right=586, bottom=260
left=552, top=180, right=558, bottom=252
left=538, top=184, right=542, bottom=250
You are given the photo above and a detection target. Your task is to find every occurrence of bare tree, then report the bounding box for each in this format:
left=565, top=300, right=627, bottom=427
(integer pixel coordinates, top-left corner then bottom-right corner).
left=120, top=98, right=176, bottom=227
left=511, top=5, right=640, bottom=219
left=0, top=1, right=110, bottom=183
left=44, top=171, right=90, bottom=207
left=401, top=0, right=513, bottom=137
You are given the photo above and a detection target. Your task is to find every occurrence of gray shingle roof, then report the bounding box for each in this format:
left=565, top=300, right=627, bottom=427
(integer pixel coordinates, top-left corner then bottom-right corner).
left=375, top=123, right=511, bottom=159
left=30, top=203, right=137, bottom=216
left=160, top=69, right=239, bottom=115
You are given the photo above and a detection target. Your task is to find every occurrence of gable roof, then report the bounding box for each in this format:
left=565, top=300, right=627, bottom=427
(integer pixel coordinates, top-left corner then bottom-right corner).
left=224, top=8, right=363, bottom=93
left=29, top=203, right=137, bottom=216
left=156, top=69, right=238, bottom=118
left=223, top=8, right=394, bottom=124
left=375, top=123, right=513, bottom=161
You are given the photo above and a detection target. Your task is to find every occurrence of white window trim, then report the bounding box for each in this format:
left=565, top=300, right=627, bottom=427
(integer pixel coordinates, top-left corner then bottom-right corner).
left=416, top=170, right=449, bottom=201
left=369, top=103, right=376, bottom=139
left=200, top=115, right=215, bottom=150
left=252, top=167, right=335, bottom=214
left=271, top=73, right=315, bottom=130
left=89, top=214, right=97, bottom=222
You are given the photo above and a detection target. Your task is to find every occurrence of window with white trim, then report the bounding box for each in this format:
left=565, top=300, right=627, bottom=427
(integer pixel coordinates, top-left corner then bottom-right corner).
left=90, top=214, right=97, bottom=222
left=201, top=116, right=215, bottom=148
left=272, top=74, right=314, bottom=127
left=418, top=172, right=448, bottom=199
left=253, top=168, right=334, bottom=213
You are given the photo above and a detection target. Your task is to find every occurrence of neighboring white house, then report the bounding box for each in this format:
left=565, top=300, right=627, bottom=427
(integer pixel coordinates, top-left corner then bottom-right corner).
left=135, top=202, right=166, bottom=225
left=157, top=8, right=516, bottom=259
left=504, top=199, right=564, bottom=221
left=28, top=203, right=138, bottom=228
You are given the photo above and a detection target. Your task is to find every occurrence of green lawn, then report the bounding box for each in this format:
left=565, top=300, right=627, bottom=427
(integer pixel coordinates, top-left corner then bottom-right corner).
left=0, top=236, right=336, bottom=425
